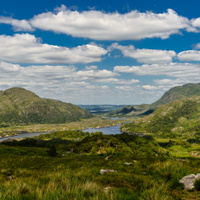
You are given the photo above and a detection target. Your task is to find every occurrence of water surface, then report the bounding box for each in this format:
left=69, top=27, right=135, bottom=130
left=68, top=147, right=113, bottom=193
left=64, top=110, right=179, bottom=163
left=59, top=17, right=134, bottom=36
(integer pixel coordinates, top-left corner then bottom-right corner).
left=0, top=132, right=49, bottom=142
left=83, top=124, right=121, bottom=135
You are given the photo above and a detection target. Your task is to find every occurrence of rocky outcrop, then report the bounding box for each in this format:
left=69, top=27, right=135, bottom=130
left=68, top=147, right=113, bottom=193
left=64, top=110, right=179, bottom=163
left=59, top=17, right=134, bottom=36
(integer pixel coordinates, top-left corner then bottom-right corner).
left=100, top=169, right=118, bottom=175
left=179, top=174, right=200, bottom=190
left=190, top=151, right=200, bottom=157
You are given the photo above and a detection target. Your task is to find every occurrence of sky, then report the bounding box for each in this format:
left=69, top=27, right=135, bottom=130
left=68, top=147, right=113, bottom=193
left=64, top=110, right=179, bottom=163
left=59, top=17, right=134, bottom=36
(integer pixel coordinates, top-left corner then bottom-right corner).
left=1, top=0, right=200, bottom=105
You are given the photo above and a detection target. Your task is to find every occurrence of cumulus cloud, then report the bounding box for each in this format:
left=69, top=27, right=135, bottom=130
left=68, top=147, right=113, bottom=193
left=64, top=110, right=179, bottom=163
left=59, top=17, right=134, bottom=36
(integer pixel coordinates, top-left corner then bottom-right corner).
left=191, top=18, right=200, bottom=31
left=0, top=61, right=123, bottom=103
left=114, top=63, right=200, bottom=79
left=0, top=16, right=34, bottom=31
left=109, top=43, right=176, bottom=63
left=0, top=34, right=107, bottom=64
left=194, top=43, right=200, bottom=49
left=1, top=61, right=184, bottom=104
left=178, top=50, right=200, bottom=61
left=142, top=85, right=158, bottom=90
left=29, top=7, right=191, bottom=40
left=114, top=63, right=200, bottom=92
left=95, top=78, right=139, bottom=84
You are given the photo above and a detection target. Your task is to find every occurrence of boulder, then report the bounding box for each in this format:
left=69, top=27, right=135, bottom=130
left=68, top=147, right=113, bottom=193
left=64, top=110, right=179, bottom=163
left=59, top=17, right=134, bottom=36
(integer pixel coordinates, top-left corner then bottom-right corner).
left=124, top=162, right=133, bottom=165
left=179, top=174, right=200, bottom=190
left=100, top=169, right=118, bottom=175
left=190, top=151, right=200, bottom=157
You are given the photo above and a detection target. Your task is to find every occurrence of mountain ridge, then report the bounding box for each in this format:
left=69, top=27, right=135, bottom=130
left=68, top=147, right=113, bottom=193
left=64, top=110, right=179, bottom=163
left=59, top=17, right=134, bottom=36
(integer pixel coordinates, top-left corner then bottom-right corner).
left=0, top=87, right=92, bottom=124
left=108, top=82, right=200, bottom=117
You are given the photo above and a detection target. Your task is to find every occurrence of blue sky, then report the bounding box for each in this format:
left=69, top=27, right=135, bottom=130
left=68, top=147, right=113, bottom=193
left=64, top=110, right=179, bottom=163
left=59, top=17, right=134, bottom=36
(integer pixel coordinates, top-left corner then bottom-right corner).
left=1, top=0, right=200, bottom=104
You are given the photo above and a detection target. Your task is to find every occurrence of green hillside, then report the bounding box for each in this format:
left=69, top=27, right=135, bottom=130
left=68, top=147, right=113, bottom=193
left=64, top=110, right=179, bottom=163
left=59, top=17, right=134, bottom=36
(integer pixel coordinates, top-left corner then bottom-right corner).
left=0, top=87, right=91, bottom=124
left=121, top=95, right=200, bottom=138
left=150, top=83, right=200, bottom=109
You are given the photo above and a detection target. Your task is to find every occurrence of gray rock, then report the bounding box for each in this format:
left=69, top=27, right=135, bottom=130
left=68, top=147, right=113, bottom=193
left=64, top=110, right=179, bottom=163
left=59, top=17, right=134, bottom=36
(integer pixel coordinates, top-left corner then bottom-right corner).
left=124, top=162, right=133, bottom=165
left=190, top=151, right=200, bottom=157
left=176, top=158, right=186, bottom=162
left=105, top=155, right=112, bottom=160
left=179, top=173, right=200, bottom=190
left=103, top=186, right=111, bottom=192
left=100, top=169, right=118, bottom=175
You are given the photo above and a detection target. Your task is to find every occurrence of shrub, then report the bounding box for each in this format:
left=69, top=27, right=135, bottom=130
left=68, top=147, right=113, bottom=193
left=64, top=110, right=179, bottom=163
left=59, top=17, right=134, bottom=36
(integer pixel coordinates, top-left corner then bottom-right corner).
left=195, top=179, right=200, bottom=191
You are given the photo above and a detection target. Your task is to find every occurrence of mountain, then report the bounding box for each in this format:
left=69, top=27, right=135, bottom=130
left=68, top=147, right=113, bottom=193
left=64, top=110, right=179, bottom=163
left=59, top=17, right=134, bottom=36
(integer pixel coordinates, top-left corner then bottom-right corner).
left=106, top=104, right=151, bottom=117
left=78, top=104, right=126, bottom=114
left=0, top=87, right=92, bottom=124
left=150, top=83, right=200, bottom=109
left=121, top=95, right=200, bottom=137
left=108, top=83, right=200, bottom=117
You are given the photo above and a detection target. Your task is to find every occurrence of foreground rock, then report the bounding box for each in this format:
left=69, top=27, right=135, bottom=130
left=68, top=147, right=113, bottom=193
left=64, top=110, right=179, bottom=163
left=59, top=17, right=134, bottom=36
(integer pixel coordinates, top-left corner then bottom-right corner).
left=100, top=169, right=118, bottom=175
left=179, top=174, right=200, bottom=190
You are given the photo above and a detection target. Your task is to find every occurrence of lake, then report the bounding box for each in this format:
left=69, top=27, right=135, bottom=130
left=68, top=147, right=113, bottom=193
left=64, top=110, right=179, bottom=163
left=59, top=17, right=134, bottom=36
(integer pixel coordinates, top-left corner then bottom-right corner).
left=83, top=124, right=122, bottom=135
left=0, top=132, right=50, bottom=142
left=0, top=124, right=124, bottom=142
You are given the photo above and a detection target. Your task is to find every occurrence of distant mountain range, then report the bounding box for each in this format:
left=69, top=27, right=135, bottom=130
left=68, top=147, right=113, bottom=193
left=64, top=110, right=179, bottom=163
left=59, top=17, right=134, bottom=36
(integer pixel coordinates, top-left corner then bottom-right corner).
left=0, top=87, right=91, bottom=125
left=108, top=83, right=200, bottom=117
left=78, top=105, right=126, bottom=114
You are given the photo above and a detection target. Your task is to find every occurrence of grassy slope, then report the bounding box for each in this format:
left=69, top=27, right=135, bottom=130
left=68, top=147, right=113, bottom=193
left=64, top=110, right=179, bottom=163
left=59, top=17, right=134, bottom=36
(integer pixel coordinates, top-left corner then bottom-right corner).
left=150, top=83, right=200, bottom=109
left=122, top=96, right=200, bottom=138
left=1, top=132, right=200, bottom=199
left=0, top=87, right=91, bottom=124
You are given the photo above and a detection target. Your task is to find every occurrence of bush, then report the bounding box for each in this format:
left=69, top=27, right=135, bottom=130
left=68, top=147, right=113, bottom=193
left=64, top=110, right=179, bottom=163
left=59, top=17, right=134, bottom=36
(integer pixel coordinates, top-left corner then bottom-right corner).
left=195, top=179, right=200, bottom=191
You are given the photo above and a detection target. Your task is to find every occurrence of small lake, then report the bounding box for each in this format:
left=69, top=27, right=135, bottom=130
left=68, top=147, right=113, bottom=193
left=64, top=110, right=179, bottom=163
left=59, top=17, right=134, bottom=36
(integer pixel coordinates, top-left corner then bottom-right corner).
left=83, top=124, right=122, bottom=135
left=0, top=132, right=50, bottom=142
left=0, top=123, right=125, bottom=142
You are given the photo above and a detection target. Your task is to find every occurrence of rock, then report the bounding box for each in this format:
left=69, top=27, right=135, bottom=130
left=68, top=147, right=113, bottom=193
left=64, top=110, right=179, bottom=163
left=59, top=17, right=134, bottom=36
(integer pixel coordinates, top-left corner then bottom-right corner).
left=179, top=174, right=200, bottom=190
left=100, top=169, right=118, bottom=175
left=190, top=151, right=200, bottom=157
left=105, top=155, right=112, bottom=160
left=176, top=158, right=186, bottom=162
left=124, top=162, right=133, bottom=165
left=8, top=175, right=13, bottom=180
left=103, top=186, right=111, bottom=192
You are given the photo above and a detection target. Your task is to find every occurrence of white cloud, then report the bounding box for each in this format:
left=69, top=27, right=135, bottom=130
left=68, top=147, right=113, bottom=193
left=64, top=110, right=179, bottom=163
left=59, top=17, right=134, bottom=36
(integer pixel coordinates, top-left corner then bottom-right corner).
left=2, top=61, right=190, bottom=104
left=191, top=18, right=200, bottom=31
left=194, top=43, right=200, bottom=49
left=30, top=7, right=191, bottom=40
left=76, top=69, right=117, bottom=79
left=114, top=63, right=200, bottom=79
left=0, top=34, right=107, bottom=64
left=109, top=43, right=176, bottom=64
left=142, top=85, right=158, bottom=90
left=178, top=50, right=200, bottom=61
left=0, top=61, right=122, bottom=104
left=95, top=78, right=139, bottom=84
left=114, top=63, right=200, bottom=94
left=84, top=65, right=98, bottom=70
left=0, top=16, right=34, bottom=31
left=153, top=78, right=187, bottom=90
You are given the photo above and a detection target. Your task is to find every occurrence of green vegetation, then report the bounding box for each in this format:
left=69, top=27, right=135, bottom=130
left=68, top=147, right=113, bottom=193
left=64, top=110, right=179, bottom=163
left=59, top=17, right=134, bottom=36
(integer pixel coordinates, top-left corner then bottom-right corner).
left=0, top=87, right=91, bottom=125
left=151, top=83, right=200, bottom=109
left=1, top=131, right=200, bottom=199
left=122, top=96, right=200, bottom=138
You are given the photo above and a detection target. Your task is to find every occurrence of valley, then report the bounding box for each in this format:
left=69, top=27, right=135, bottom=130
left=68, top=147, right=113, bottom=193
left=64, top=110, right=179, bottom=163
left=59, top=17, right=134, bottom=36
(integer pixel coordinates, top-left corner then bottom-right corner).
left=1, top=84, right=200, bottom=199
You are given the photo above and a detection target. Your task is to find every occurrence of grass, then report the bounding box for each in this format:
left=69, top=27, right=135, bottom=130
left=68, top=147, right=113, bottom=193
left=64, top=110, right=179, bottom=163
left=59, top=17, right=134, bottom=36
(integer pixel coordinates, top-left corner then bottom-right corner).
left=1, top=120, right=200, bottom=199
